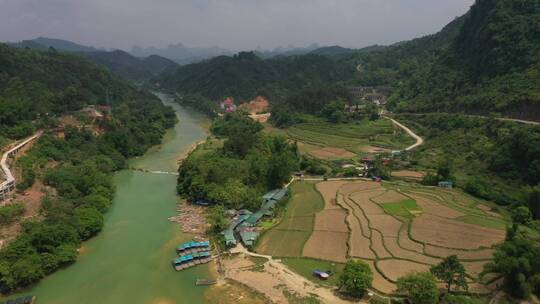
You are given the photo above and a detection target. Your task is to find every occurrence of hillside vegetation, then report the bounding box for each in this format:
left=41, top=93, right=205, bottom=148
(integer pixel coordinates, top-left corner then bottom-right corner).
left=0, top=43, right=176, bottom=291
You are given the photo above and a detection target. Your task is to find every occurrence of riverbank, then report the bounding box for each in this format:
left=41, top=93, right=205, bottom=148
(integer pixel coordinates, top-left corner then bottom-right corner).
left=3, top=93, right=212, bottom=303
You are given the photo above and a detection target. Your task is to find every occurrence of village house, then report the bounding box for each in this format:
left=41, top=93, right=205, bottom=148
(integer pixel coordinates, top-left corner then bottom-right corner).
left=220, top=97, right=236, bottom=113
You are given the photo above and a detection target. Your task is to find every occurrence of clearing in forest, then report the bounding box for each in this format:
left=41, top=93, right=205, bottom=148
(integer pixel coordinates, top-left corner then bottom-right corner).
left=258, top=179, right=509, bottom=295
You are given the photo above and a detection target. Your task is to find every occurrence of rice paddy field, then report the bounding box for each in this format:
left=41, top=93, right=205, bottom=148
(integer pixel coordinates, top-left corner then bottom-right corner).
left=264, top=117, right=415, bottom=159
left=256, top=179, right=510, bottom=295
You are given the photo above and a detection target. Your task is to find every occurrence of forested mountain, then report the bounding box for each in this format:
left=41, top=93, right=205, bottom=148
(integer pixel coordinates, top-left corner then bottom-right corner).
left=84, top=50, right=178, bottom=82
left=131, top=42, right=232, bottom=65
left=159, top=51, right=355, bottom=101
left=10, top=37, right=101, bottom=53
left=161, top=0, right=539, bottom=120
left=8, top=38, right=178, bottom=82
left=0, top=43, right=176, bottom=290
left=390, top=0, right=540, bottom=119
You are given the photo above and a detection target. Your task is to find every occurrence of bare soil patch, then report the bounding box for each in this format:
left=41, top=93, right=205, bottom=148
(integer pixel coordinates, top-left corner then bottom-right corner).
left=316, top=181, right=350, bottom=210
left=309, top=147, right=356, bottom=159
left=314, top=209, right=348, bottom=232
left=303, top=231, right=348, bottom=263
left=411, top=214, right=505, bottom=249
left=408, top=194, right=464, bottom=219
left=377, top=259, right=431, bottom=282
left=391, top=170, right=426, bottom=180
left=424, top=245, right=495, bottom=260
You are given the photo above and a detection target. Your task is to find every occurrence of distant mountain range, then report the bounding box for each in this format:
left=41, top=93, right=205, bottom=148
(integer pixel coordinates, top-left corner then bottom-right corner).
left=131, top=43, right=232, bottom=65
left=7, top=37, right=178, bottom=82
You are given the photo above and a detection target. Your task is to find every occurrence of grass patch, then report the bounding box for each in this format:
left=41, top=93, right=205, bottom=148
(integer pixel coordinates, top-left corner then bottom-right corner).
left=284, top=181, right=325, bottom=218
left=256, top=229, right=311, bottom=256
left=381, top=199, right=421, bottom=218
left=283, top=290, right=321, bottom=304
left=457, top=215, right=507, bottom=230
left=275, top=216, right=314, bottom=231
left=281, top=257, right=345, bottom=287
left=256, top=181, right=324, bottom=256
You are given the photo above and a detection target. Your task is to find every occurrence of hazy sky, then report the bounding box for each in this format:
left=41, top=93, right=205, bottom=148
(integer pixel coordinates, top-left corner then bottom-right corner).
left=0, top=0, right=474, bottom=51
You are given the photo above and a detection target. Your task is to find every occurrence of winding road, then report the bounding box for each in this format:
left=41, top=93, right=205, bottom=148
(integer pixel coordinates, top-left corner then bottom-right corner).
left=383, top=116, right=424, bottom=151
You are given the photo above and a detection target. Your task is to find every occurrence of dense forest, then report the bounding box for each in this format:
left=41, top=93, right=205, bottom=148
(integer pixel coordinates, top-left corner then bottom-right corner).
left=177, top=112, right=299, bottom=211
left=159, top=51, right=355, bottom=102
left=0, top=43, right=176, bottom=291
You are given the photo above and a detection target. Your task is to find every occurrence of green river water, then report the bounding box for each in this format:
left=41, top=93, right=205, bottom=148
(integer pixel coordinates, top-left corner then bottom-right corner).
left=13, top=94, right=211, bottom=303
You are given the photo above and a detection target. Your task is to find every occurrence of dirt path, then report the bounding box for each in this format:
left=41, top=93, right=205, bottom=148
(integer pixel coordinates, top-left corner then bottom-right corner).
left=383, top=117, right=423, bottom=151
left=228, top=244, right=355, bottom=304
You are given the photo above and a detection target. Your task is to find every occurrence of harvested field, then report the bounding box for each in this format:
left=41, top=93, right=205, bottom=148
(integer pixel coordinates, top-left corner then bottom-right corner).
left=309, top=147, right=356, bottom=159
left=463, top=261, right=490, bottom=278
left=316, top=181, right=350, bottom=209
left=349, top=192, right=386, bottom=215
left=411, top=214, right=505, bottom=249
left=340, top=181, right=382, bottom=194
left=384, top=237, right=441, bottom=265
left=314, top=209, right=348, bottom=232
left=369, top=215, right=402, bottom=237
left=343, top=197, right=371, bottom=237
left=257, top=229, right=310, bottom=257
left=372, top=190, right=410, bottom=204
left=425, top=245, right=495, bottom=260
left=360, top=146, right=391, bottom=153
left=348, top=224, right=376, bottom=259
left=408, top=193, right=465, bottom=219
left=376, top=259, right=430, bottom=282
left=366, top=260, right=397, bottom=294
left=303, top=231, right=348, bottom=263
left=398, top=228, right=424, bottom=253
left=259, top=178, right=508, bottom=296
left=371, top=230, right=392, bottom=258
left=391, top=170, right=426, bottom=180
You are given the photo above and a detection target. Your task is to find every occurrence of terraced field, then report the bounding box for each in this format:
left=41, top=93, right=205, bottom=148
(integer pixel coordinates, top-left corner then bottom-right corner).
left=258, top=180, right=509, bottom=295
left=265, top=118, right=415, bottom=159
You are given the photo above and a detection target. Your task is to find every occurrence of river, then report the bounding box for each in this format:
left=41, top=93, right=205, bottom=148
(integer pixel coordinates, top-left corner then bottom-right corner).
left=13, top=94, right=211, bottom=303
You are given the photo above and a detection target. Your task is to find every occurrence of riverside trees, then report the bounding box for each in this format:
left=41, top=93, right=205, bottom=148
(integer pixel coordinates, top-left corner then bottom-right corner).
left=177, top=112, right=299, bottom=211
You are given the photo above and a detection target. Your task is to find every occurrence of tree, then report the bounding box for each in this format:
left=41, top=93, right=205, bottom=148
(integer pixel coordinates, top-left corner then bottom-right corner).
left=511, top=206, right=532, bottom=225
left=528, top=184, right=540, bottom=220
left=397, top=272, right=439, bottom=304
left=484, top=236, right=540, bottom=299
left=321, top=101, right=346, bottom=123
left=338, top=260, right=373, bottom=298
left=431, top=255, right=468, bottom=293
left=207, top=205, right=228, bottom=235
